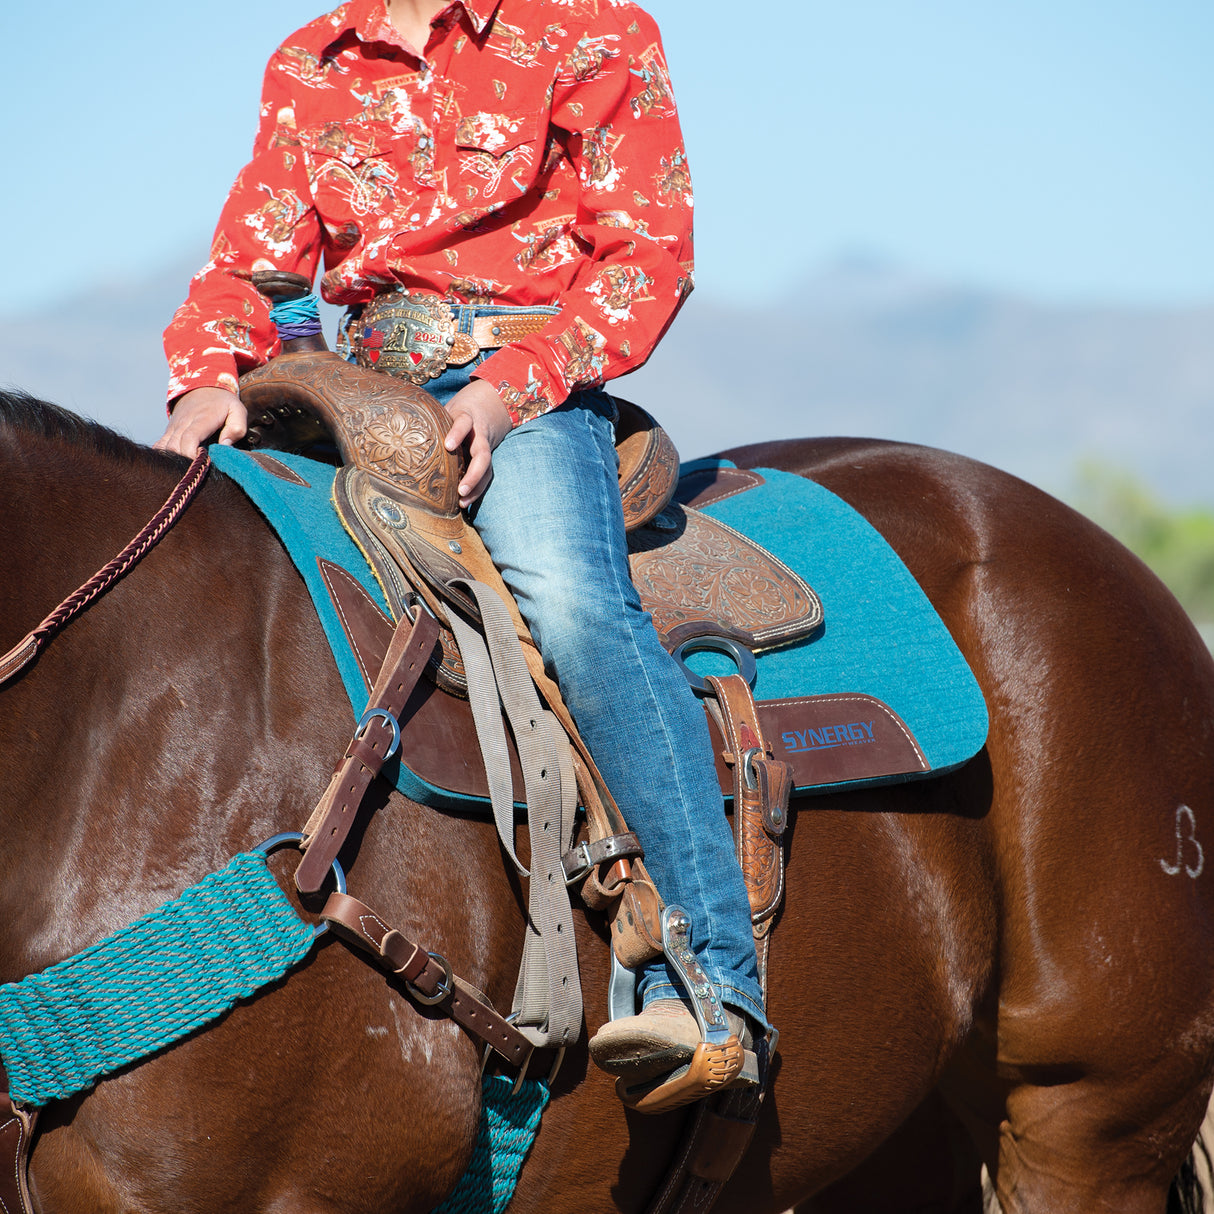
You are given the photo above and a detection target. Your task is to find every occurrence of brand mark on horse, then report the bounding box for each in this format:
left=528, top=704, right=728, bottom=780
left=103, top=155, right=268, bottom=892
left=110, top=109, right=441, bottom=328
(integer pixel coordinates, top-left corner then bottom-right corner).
left=1161, top=804, right=1204, bottom=879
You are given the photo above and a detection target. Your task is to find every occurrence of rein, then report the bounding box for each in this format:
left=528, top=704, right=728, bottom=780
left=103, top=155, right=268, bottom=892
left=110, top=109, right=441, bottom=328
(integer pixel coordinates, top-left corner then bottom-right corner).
left=0, top=447, right=210, bottom=684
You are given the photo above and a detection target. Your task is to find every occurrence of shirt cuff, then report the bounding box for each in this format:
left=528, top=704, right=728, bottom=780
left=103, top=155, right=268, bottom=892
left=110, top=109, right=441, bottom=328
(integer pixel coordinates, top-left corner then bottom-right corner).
left=471, top=345, right=569, bottom=427
left=165, top=358, right=243, bottom=412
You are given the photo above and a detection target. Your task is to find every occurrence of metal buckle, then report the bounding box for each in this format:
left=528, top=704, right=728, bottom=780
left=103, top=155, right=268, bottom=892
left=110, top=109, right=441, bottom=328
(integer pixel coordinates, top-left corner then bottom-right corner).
left=562, top=840, right=593, bottom=886
left=741, top=746, right=763, bottom=791
left=511, top=1047, right=534, bottom=1095
left=255, top=832, right=346, bottom=940
left=508, top=1042, right=566, bottom=1093
left=481, top=1015, right=568, bottom=1089
left=355, top=707, right=401, bottom=760
left=354, top=290, right=456, bottom=385
left=545, top=1045, right=566, bottom=1086
left=405, top=951, right=454, bottom=1006
left=671, top=635, right=758, bottom=696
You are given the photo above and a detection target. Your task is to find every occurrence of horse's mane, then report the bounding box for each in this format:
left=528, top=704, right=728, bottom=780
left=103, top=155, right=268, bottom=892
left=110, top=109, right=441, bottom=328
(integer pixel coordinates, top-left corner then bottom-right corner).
left=0, top=388, right=180, bottom=472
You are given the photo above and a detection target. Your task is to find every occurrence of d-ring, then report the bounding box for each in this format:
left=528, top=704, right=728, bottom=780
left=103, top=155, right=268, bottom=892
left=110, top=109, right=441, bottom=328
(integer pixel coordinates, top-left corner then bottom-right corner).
left=670, top=635, right=758, bottom=695
left=255, top=832, right=347, bottom=939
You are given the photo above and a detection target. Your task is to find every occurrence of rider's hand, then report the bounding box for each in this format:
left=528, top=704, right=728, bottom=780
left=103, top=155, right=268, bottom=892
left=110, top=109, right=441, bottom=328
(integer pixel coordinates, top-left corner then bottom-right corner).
left=443, top=379, right=513, bottom=509
left=153, top=387, right=248, bottom=457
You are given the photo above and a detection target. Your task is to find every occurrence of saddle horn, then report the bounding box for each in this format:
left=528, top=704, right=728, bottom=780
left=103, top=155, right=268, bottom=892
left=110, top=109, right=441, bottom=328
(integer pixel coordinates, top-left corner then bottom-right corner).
left=239, top=271, right=466, bottom=521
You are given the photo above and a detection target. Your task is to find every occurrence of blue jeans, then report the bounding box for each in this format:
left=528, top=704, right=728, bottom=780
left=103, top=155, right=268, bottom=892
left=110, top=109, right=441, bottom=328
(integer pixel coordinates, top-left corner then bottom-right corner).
left=425, top=351, right=766, bottom=1028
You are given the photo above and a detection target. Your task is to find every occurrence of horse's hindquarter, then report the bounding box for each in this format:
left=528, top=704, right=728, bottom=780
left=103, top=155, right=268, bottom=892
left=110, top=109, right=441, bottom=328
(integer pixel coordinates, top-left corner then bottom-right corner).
left=730, top=438, right=1214, bottom=1212
left=0, top=429, right=490, bottom=1213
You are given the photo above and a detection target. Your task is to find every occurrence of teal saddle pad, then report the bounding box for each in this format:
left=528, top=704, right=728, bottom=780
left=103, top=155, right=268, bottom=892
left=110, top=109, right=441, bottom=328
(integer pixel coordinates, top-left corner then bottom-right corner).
left=209, top=445, right=987, bottom=803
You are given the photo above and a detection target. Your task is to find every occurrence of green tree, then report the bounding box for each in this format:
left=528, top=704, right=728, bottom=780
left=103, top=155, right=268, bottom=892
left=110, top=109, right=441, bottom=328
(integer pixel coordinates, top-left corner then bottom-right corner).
left=1073, top=463, right=1214, bottom=628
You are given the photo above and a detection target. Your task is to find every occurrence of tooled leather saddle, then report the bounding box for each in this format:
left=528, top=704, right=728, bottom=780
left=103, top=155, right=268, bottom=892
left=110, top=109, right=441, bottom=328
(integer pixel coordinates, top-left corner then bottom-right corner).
left=233, top=273, right=813, bottom=1207
left=238, top=353, right=822, bottom=683
left=238, top=268, right=819, bottom=965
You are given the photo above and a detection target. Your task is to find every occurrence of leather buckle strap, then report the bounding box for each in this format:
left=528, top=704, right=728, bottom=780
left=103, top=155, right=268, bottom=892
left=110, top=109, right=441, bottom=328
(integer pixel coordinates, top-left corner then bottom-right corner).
left=561, top=832, right=644, bottom=885
left=296, top=607, right=440, bottom=894
left=321, top=892, right=562, bottom=1077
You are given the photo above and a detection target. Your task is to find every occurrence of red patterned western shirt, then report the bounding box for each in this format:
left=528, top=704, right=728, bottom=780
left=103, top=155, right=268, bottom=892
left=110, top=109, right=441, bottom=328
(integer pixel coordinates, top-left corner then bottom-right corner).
left=163, top=0, right=694, bottom=425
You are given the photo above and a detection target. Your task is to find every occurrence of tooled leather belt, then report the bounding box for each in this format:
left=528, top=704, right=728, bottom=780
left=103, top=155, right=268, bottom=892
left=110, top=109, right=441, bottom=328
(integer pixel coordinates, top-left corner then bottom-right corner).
left=348, top=291, right=556, bottom=386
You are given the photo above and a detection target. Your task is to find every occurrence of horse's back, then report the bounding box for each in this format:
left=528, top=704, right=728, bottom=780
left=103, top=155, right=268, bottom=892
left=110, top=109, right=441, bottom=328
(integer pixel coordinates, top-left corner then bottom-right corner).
left=6, top=404, right=1214, bottom=1213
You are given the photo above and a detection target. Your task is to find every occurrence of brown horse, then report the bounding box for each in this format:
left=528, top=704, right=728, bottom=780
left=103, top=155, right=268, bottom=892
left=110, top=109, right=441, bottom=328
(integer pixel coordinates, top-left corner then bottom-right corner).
left=1, top=387, right=1213, bottom=1214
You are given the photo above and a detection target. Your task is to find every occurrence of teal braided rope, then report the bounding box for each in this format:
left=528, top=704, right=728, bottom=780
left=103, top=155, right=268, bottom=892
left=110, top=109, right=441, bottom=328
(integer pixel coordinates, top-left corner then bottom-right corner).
left=433, top=1076, right=549, bottom=1214
left=0, top=851, right=315, bottom=1107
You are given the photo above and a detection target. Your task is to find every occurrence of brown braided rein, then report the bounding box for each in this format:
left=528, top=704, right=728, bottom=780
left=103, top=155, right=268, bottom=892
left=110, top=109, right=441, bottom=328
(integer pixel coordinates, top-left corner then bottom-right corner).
left=0, top=448, right=211, bottom=685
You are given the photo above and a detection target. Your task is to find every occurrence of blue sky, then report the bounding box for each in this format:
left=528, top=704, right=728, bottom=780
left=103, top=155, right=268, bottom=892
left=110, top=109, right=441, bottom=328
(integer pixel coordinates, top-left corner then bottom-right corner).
left=4, top=0, right=1212, bottom=313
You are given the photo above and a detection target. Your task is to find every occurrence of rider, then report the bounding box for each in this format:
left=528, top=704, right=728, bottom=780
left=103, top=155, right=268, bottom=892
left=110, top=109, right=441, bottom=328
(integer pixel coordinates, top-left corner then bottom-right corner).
left=155, top=0, right=768, bottom=1101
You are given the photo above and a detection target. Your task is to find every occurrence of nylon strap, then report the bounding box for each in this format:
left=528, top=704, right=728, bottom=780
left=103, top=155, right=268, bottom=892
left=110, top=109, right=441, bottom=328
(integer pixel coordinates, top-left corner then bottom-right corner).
left=449, top=579, right=582, bottom=1052
left=446, top=610, right=530, bottom=876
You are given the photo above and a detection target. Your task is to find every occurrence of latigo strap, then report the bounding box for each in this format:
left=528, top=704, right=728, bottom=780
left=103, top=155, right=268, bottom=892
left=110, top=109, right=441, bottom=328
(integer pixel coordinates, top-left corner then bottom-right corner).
left=296, top=607, right=440, bottom=894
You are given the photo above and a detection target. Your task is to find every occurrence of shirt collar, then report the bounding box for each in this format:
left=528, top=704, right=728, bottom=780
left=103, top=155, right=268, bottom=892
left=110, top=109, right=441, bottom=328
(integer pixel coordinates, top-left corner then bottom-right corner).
left=458, top=0, right=500, bottom=34
left=314, top=0, right=502, bottom=53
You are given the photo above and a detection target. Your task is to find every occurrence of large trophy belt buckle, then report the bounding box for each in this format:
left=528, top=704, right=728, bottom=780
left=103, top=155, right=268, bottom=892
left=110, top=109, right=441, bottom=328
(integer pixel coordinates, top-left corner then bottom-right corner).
left=355, top=291, right=470, bottom=385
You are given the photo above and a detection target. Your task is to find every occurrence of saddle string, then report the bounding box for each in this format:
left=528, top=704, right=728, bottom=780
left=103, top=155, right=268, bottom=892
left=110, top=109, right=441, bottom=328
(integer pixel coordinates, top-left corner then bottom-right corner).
left=0, top=447, right=211, bottom=686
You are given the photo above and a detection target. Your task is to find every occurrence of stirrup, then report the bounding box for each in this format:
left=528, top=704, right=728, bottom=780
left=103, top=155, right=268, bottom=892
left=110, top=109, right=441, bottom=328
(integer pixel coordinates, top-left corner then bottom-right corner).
left=614, top=904, right=750, bottom=1114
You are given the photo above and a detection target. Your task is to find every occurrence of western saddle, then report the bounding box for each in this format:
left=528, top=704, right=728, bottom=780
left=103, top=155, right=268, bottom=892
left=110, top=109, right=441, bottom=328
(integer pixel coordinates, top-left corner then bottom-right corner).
left=238, top=271, right=821, bottom=1211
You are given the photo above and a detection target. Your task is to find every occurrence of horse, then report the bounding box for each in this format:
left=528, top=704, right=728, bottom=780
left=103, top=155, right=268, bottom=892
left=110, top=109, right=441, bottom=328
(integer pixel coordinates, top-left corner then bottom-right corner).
left=1, top=386, right=1213, bottom=1214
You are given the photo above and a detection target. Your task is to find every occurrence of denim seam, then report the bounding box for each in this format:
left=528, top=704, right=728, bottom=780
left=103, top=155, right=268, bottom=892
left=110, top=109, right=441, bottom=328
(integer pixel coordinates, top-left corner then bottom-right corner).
left=642, top=978, right=766, bottom=1025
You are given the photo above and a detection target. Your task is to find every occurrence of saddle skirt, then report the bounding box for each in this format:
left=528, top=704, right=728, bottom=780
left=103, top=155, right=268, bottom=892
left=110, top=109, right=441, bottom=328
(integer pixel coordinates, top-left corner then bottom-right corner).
left=208, top=445, right=988, bottom=808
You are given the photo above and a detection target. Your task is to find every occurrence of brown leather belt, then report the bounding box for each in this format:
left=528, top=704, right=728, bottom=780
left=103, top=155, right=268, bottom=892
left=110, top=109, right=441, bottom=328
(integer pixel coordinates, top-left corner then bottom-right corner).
left=349, top=291, right=555, bottom=386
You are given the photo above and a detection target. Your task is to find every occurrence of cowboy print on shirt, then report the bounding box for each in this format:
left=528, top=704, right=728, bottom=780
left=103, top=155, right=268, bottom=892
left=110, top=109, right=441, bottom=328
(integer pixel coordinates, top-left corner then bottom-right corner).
left=163, top=0, right=694, bottom=426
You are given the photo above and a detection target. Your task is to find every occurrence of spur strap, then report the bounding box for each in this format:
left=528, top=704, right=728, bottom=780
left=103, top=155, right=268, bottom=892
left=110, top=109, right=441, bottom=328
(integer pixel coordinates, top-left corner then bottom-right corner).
left=296, top=607, right=440, bottom=894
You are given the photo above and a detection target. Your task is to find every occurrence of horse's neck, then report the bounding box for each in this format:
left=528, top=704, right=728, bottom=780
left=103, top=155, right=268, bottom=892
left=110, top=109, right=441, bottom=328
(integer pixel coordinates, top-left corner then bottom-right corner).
left=0, top=439, right=352, bottom=960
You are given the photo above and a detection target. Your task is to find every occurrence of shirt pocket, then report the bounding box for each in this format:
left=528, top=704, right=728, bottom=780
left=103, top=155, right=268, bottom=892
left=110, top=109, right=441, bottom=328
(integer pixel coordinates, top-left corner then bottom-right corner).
left=298, top=119, right=405, bottom=229
left=454, top=109, right=544, bottom=209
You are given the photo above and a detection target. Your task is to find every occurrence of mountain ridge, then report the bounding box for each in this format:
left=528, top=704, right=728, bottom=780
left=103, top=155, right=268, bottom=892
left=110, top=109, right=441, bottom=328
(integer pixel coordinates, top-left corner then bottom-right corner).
left=1, top=259, right=1209, bottom=507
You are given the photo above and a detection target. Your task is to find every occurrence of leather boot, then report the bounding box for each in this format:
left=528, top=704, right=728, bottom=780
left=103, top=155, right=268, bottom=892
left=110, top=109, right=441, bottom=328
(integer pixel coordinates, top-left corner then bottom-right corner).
left=589, top=999, right=759, bottom=1085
